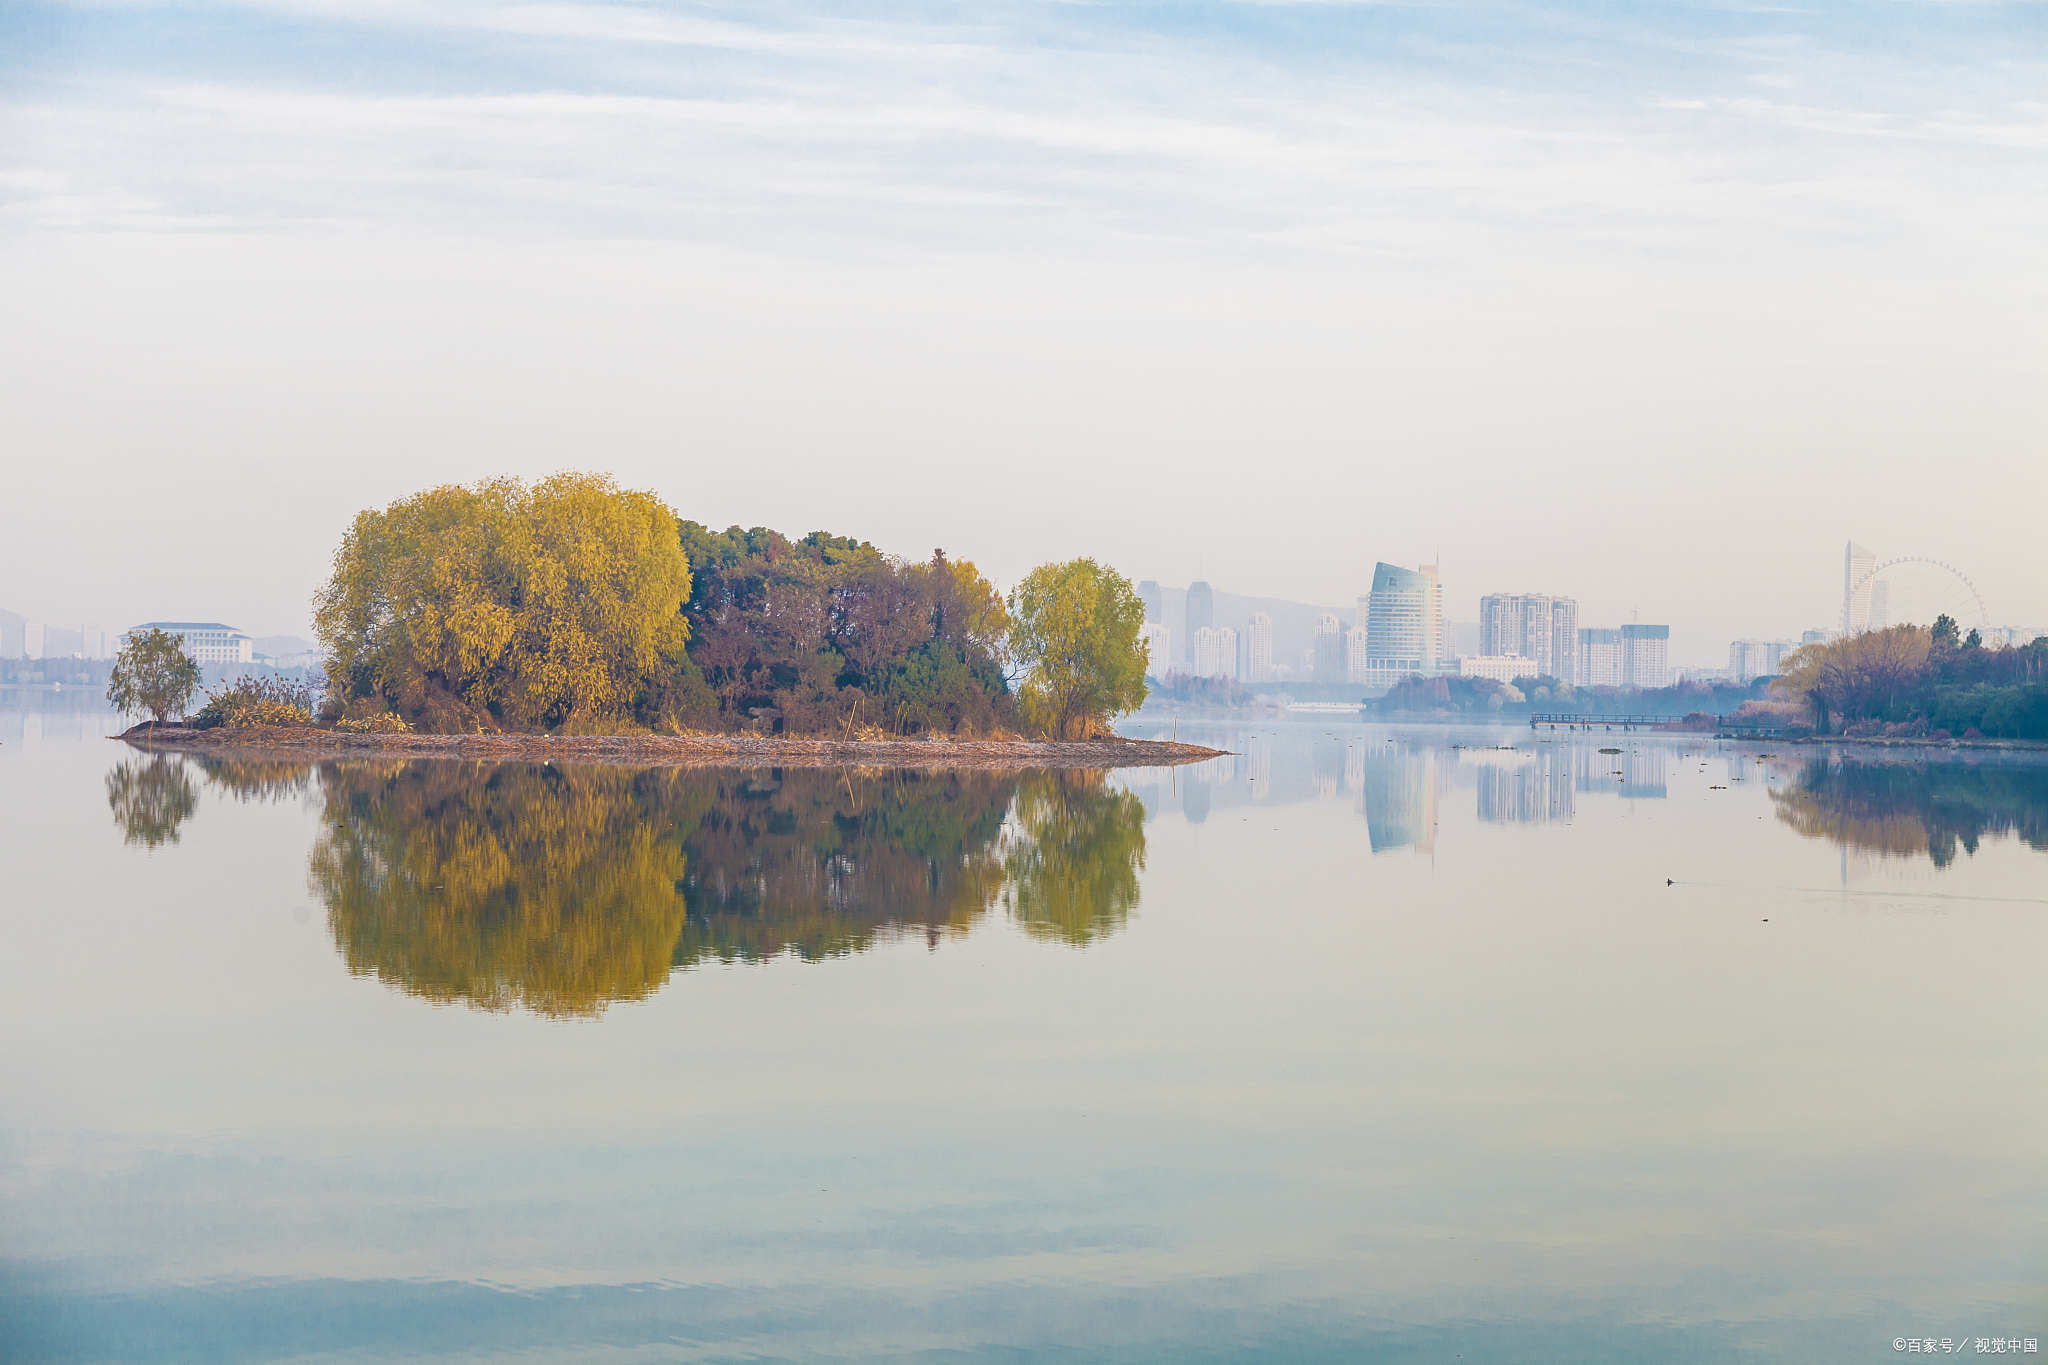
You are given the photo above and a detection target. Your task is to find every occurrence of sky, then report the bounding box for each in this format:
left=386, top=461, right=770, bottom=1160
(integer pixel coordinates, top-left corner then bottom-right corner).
left=1, top=0, right=2043, bottom=663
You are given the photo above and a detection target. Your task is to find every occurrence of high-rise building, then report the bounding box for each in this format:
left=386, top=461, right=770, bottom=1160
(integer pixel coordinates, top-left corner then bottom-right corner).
left=1727, top=639, right=1794, bottom=681
left=1843, top=541, right=1877, bottom=634
left=24, top=623, right=47, bottom=660
left=1184, top=581, right=1214, bottom=663
left=1345, top=624, right=1369, bottom=683
left=1312, top=613, right=1344, bottom=681
left=1481, top=593, right=1577, bottom=680
left=1247, top=612, right=1273, bottom=683
left=1193, top=625, right=1237, bottom=681
left=1580, top=627, right=1622, bottom=687
left=1480, top=594, right=1518, bottom=658
left=1549, top=599, right=1579, bottom=683
left=1620, top=624, right=1670, bottom=689
left=1366, top=563, right=1439, bottom=676
left=1138, top=580, right=1164, bottom=623
left=1139, top=623, right=1171, bottom=676
left=80, top=624, right=110, bottom=660
left=1801, top=628, right=1830, bottom=646
left=1515, top=596, right=1553, bottom=673
left=1418, top=563, right=1444, bottom=668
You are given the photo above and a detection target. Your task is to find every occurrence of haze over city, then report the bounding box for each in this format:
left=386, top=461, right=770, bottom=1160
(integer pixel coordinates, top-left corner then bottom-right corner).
left=3, top=0, right=2044, bottom=660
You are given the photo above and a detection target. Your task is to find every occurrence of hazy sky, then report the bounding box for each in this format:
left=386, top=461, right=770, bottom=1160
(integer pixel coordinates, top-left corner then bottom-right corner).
left=2, top=0, right=2043, bottom=662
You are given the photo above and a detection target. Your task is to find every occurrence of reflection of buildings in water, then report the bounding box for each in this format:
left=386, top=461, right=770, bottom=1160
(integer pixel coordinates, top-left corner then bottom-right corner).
left=1357, top=746, right=1439, bottom=854
left=1246, top=737, right=1272, bottom=801
left=1470, top=747, right=1575, bottom=824
left=1311, top=738, right=1347, bottom=799
left=1571, top=745, right=1668, bottom=799
left=1177, top=755, right=1236, bottom=824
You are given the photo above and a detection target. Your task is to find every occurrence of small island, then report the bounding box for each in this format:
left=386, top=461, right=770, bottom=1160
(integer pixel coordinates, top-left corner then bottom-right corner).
left=109, top=473, right=1223, bottom=769
left=117, top=723, right=1224, bottom=769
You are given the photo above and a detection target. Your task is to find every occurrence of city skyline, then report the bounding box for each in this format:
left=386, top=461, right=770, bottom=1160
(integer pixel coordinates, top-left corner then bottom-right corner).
left=1130, top=533, right=2040, bottom=680
left=19, top=535, right=2039, bottom=680
left=7, top=527, right=2037, bottom=677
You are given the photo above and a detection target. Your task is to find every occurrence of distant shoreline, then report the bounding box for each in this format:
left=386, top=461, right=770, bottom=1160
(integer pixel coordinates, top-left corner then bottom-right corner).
left=115, top=725, right=1229, bottom=770
left=1716, top=733, right=2048, bottom=753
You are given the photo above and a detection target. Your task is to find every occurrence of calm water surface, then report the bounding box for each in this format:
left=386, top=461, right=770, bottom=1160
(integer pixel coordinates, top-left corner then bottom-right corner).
left=3, top=697, right=2044, bottom=1363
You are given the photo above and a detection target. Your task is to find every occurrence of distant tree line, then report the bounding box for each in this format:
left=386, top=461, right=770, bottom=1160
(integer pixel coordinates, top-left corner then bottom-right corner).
left=1773, top=619, right=2048, bottom=740
left=1142, top=672, right=1259, bottom=710
left=1374, top=671, right=1775, bottom=718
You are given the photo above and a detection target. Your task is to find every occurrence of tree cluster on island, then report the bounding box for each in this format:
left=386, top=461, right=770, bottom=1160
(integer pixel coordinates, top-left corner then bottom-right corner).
left=108, top=472, right=1154, bottom=740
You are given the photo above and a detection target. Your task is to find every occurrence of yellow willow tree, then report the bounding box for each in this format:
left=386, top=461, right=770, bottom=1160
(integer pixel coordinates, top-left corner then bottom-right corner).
left=314, top=473, right=695, bottom=731
left=1773, top=625, right=1932, bottom=731
left=1006, top=558, right=1148, bottom=739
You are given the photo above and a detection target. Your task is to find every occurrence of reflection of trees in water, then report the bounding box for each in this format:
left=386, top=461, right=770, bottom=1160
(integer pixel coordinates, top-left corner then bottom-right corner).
left=283, top=759, right=1145, bottom=1017
left=1003, top=771, right=1146, bottom=946
left=673, top=769, right=1015, bottom=965
left=312, top=762, right=704, bottom=1017
left=193, top=757, right=314, bottom=804
left=1770, top=757, right=2048, bottom=867
left=105, top=755, right=197, bottom=849
left=106, top=754, right=316, bottom=850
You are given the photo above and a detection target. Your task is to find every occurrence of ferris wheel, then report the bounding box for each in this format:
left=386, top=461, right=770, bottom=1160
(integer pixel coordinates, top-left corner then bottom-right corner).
left=1846, top=557, right=1990, bottom=634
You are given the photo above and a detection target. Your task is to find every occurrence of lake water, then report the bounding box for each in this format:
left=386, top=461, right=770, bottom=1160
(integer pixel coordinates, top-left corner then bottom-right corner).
left=3, top=696, right=2044, bottom=1363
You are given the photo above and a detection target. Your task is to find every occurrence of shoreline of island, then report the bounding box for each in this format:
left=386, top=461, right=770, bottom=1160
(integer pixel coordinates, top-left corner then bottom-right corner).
left=115, top=724, right=1229, bottom=770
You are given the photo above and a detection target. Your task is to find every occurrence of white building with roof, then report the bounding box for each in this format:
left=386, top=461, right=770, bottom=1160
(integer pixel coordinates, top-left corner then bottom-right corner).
left=1460, top=654, right=1536, bottom=684
left=128, top=622, right=254, bottom=665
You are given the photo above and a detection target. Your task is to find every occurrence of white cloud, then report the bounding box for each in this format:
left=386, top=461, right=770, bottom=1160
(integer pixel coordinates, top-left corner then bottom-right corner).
left=0, top=0, right=2042, bottom=642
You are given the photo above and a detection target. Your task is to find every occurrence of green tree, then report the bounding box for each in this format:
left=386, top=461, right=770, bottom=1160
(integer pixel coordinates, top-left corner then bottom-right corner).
left=1006, top=558, right=1148, bottom=739
left=314, top=473, right=695, bottom=732
left=106, top=628, right=201, bottom=724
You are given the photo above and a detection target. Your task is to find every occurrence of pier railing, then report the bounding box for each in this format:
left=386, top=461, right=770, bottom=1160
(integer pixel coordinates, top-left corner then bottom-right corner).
left=1527, top=713, right=1673, bottom=730
left=1527, top=712, right=1792, bottom=737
